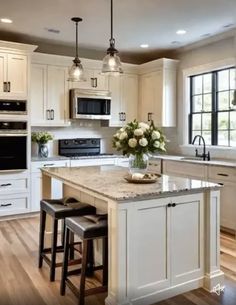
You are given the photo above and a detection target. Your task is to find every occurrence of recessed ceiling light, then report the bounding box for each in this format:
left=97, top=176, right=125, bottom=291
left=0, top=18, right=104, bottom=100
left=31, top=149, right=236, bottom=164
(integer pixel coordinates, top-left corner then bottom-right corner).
left=201, top=33, right=211, bottom=38
left=140, top=44, right=149, bottom=48
left=223, top=23, right=234, bottom=28
left=176, top=29, right=186, bottom=35
left=171, top=41, right=180, bottom=45
left=1, top=18, right=13, bottom=24
left=45, top=27, right=60, bottom=34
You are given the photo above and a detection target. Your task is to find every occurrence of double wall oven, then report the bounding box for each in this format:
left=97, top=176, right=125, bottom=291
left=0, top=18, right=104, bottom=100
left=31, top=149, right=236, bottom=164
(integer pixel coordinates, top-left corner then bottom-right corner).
left=0, top=99, right=28, bottom=171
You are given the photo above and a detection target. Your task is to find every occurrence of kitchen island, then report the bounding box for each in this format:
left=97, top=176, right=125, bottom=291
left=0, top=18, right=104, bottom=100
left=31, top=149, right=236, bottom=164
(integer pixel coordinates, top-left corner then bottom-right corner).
left=41, top=165, right=224, bottom=305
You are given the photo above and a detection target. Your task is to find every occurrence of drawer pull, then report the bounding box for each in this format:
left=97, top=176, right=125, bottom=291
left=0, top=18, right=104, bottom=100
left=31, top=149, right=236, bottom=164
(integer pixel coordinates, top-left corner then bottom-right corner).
left=43, top=163, right=55, bottom=167
left=217, top=173, right=229, bottom=177
left=0, top=183, right=12, bottom=187
left=218, top=183, right=224, bottom=186
left=0, top=203, right=12, bottom=207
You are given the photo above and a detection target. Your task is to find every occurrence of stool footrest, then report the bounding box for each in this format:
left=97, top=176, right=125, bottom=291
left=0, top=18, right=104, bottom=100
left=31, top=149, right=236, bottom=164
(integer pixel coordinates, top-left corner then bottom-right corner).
left=65, top=278, right=107, bottom=298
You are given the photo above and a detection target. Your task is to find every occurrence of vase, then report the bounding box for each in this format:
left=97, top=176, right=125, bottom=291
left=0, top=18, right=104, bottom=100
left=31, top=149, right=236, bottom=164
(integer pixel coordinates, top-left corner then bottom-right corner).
left=38, top=143, right=49, bottom=158
left=128, top=153, right=149, bottom=174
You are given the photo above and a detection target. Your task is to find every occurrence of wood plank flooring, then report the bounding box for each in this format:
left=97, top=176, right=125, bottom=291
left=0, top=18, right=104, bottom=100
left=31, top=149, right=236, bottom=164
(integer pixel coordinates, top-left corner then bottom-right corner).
left=0, top=216, right=236, bottom=305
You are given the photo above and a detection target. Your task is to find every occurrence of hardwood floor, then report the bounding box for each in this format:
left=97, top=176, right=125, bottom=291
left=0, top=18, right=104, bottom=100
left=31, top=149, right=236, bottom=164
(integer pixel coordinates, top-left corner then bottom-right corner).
left=0, top=216, right=236, bottom=305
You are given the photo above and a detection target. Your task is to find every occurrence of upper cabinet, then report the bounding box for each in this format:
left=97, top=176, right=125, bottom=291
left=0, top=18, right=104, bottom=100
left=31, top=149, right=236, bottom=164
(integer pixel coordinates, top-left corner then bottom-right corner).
left=31, top=63, right=69, bottom=126
left=139, top=58, right=179, bottom=127
left=69, top=69, right=109, bottom=91
left=109, top=73, right=138, bottom=127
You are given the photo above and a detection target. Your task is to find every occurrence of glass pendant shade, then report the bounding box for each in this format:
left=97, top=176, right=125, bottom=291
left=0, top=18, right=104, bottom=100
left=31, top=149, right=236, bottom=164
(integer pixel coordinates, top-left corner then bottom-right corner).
left=68, top=17, right=85, bottom=82
left=68, top=61, right=86, bottom=82
left=102, top=53, right=123, bottom=75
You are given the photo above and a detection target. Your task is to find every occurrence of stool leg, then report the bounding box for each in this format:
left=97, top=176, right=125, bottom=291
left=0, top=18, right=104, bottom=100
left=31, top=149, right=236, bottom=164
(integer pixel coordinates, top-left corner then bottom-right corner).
left=38, top=209, right=46, bottom=268
left=61, top=219, right=65, bottom=247
left=102, top=237, right=108, bottom=286
left=50, top=218, right=58, bottom=282
left=69, top=231, right=75, bottom=260
left=79, top=239, right=88, bottom=305
left=86, top=240, right=94, bottom=276
left=60, top=227, right=70, bottom=296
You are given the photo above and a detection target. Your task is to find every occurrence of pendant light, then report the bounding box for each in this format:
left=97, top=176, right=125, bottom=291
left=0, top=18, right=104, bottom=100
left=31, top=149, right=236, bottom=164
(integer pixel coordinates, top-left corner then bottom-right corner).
left=102, top=0, right=123, bottom=75
left=68, top=17, right=86, bottom=82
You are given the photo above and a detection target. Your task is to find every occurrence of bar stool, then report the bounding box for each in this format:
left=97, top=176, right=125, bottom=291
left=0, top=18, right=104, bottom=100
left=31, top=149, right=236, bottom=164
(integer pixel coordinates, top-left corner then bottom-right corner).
left=60, top=214, right=108, bottom=305
left=38, top=198, right=96, bottom=281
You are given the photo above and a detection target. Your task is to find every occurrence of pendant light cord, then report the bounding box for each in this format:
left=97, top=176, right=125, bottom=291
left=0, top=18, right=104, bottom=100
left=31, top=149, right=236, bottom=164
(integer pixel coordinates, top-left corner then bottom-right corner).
left=111, top=0, right=113, bottom=40
left=75, top=21, right=79, bottom=59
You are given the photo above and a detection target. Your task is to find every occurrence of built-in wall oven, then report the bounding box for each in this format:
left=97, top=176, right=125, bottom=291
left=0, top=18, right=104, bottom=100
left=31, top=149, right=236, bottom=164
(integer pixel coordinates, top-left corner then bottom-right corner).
left=0, top=121, right=27, bottom=171
left=0, top=100, right=27, bottom=115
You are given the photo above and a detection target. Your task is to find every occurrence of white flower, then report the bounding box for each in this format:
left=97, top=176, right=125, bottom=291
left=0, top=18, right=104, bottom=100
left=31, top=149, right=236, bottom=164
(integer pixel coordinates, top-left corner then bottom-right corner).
left=114, top=133, right=120, bottom=138
left=153, top=140, right=160, bottom=148
left=152, top=130, right=161, bottom=140
left=119, top=132, right=128, bottom=141
left=128, top=138, right=137, bottom=148
left=119, top=128, right=125, bottom=132
left=160, top=142, right=166, bottom=151
left=116, top=141, right=121, bottom=148
left=139, top=138, right=148, bottom=147
left=134, top=128, right=144, bottom=137
left=139, top=122, right=149, bottom=131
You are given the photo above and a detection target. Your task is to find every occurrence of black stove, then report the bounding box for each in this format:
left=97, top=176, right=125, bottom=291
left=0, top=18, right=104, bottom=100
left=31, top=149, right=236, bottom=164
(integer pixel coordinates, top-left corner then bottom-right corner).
left=59, top=138, right=113, bottom=157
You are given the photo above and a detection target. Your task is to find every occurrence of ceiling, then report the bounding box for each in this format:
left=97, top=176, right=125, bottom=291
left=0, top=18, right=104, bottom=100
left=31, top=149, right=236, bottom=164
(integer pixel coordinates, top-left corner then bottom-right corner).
left=1, top=0, right=236, bottom=63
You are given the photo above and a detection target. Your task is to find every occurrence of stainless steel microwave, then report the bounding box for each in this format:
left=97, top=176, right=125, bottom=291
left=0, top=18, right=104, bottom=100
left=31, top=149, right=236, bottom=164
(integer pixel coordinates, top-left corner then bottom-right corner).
left=69, top=89, right=111, bottom=120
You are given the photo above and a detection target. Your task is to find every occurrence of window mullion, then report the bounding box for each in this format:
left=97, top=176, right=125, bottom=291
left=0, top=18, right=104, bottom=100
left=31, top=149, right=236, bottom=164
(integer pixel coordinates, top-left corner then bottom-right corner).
left=212, top=72, right=217, bottom=145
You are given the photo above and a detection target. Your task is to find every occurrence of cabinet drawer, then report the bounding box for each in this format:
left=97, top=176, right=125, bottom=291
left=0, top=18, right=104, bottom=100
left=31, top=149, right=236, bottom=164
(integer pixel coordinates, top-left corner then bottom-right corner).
left=0, top=177, right=28, bottom=193
left=31, top=160, right=70, bottom=173
left=148, top=160, right=161, bottom=174
left=0, top=195, right=29, bottom=217
left=208, top=166, right=236, bottom=183
left=162, top=160, right=206, bottom=179
left=70, top=158, right=116, bottom=167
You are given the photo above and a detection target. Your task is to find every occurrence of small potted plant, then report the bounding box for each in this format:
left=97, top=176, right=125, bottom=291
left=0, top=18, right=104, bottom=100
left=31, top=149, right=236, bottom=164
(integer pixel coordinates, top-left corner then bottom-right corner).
left=112, top=120, right=166, bottom=173
left=31, top=131, right=53, bottom=158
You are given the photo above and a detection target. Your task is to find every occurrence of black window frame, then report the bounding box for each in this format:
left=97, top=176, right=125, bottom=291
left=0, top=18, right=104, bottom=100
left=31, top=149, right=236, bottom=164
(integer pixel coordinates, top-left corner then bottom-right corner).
left=189, top=67, right=236, bottom=147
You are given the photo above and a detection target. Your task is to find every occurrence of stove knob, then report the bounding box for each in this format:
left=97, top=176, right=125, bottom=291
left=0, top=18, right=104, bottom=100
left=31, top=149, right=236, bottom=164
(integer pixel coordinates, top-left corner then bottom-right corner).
left=91, top=139, right=97, bottom=144
left=64, top=140, right=69, bottom=145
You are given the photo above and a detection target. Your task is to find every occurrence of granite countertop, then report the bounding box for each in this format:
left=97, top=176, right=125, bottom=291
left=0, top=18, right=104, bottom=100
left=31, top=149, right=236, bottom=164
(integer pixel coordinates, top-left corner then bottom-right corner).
left=151, top=154, right=236, bottom=168
left=41, top=165, right=220, bottom=202
left=31, top=154, right=125, bottom=162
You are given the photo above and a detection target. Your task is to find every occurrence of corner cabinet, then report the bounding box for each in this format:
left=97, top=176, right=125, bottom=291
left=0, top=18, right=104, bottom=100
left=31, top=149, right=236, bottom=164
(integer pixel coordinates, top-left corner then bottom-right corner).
left=139, top=58, right=179, bottom=127
left=109, top=73, right=138, bottom=127
left=30, top=64, right=70, bottom=126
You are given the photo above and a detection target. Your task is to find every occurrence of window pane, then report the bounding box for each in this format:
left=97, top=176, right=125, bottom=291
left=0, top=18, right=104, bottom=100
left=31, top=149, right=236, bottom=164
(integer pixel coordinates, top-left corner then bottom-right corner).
left=202, top=113, right=211, bottom=130
left=192, top=75, right=203, bottom=95
left=230, top=130, right=236, bottom=147
left=218, top=70, right=229, bottom=91
left=230, top=68, right=235, bottom=90
left=202, top=131, right=211, bottom=145
left=192, top=114, right=201, bottom=130
left=218, top=91, right=229, bottom=110
left=230, top=111, right=236, bottom=129
left=230, top=90, right=236, bottom=109
left=203, top=94, right=212, bottom=111
left=192, top=95, right=202, bottom=112
left=218, top=112, right=229, bottom=130
left=192, top=130, right=201, bottom=140
left=218, top=130, right=229, bottom=146
left=203, top=73, right=212, bottom=93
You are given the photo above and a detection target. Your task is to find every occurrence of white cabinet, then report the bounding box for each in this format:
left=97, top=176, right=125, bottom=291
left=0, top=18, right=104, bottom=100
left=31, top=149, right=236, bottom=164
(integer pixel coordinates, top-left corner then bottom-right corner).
left=130, top=193, right=204, bottom=299
left=30, top=160, right=70, bottom=212
left=162, top=160, right=207, bottom=179
left=30, top=64, right=70, bottom=126
left=139, top=58, right=178, bottom=127
left=69, top=69, right=108, bottom=91
left=70, top=158, right=116, bottom=167
left=109, top=73, right=138, bottom=127
left=0, top=52, right=27, bottom=98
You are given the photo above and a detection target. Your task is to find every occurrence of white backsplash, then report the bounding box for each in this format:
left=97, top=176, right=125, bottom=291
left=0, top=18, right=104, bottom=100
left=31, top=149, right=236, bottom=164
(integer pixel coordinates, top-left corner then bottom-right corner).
left=31, top=120, right=119, bottom=157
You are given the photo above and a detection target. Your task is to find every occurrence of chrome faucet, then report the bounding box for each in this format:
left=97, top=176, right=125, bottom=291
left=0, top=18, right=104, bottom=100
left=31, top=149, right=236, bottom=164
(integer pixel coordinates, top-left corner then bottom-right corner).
left=192, top=135, right=210, bottom=161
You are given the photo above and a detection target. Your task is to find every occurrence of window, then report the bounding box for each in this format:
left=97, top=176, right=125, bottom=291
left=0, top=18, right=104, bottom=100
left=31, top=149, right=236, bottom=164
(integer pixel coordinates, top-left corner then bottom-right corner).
left=189, top=67, right=236, bottom=146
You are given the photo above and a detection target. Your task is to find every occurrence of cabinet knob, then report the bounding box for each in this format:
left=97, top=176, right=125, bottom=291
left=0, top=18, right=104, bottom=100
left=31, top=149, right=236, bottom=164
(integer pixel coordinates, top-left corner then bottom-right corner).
left=172, top=203, right=176, bottom=207
left=147, top=112, right=153, bottom=122
left=167, top=203, right=172, bottom=208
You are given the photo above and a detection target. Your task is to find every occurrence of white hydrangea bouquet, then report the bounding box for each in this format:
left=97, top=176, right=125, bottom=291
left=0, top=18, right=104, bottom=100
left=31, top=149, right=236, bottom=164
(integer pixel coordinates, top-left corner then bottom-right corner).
left=112, top=120, right=166, bottom=172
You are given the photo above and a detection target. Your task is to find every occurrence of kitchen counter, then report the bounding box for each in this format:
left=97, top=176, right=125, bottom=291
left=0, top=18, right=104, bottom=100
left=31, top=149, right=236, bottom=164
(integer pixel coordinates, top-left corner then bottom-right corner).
left=31, top=154, right=123, bottom=162
left=41, top=165, right=224, bottom=305
left=151, top=154, right=236, bottom=168
left=41, top=165, right=219, bottom=202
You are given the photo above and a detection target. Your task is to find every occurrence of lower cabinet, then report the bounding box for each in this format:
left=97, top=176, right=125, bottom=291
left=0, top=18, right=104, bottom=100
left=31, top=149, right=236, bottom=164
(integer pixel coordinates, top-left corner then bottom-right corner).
left=130, top=193, right=204, bottom=298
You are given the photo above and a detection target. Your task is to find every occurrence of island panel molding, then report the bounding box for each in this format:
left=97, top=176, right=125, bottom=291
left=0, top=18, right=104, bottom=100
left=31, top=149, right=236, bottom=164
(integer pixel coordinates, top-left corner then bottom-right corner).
left=41, top=166, right=224, bottom=305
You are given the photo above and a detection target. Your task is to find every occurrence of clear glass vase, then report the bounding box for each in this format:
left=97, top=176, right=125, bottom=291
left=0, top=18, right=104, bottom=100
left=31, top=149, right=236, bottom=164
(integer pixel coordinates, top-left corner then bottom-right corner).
left=38, top=143, right=49, bottom=158
left=128, top=153, right=149, bottom=174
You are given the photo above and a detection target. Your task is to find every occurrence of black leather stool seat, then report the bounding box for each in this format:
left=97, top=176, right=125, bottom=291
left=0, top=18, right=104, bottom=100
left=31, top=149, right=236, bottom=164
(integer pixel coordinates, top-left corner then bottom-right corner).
left=40, top=199, right=96, bottom=219
left=65, top=215, right=108, bottom=239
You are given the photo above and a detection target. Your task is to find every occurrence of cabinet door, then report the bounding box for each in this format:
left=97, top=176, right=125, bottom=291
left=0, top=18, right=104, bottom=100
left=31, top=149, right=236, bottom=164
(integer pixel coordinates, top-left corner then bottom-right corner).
left=47, top=65, right=69, bottom=123
left=0, top=53, right=7, bottom=95
left=109, top=76, right=122, bottom=127
left=130, top=199, right=171, bottom=298
left=121, top=74, right=138, bottom=123
left=140, top=73, right=155, bottom=123
left=171, top=194, right=204, bottom=285
left=30, top=64, right=47, bottom=125
left=93, top=69, right=109, bottom=90
left=7, top=54, right=27, bottom=97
